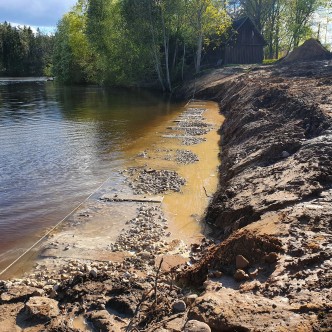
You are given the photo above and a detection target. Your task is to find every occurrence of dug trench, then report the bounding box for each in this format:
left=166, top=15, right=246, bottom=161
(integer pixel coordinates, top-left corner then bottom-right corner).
left=1, top=61, right=332, bottom=331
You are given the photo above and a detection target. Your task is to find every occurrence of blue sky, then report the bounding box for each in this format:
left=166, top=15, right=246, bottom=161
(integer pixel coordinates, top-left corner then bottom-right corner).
left=0, top=0, right=77, bottom=33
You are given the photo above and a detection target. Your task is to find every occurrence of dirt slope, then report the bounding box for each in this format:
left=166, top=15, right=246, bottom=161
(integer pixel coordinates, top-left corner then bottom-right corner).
left=180, top=61, right=332, bottom=331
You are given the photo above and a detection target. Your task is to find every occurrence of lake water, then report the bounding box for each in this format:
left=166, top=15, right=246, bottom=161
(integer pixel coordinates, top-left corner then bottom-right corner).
left=0, top=79, right=182, bottom=271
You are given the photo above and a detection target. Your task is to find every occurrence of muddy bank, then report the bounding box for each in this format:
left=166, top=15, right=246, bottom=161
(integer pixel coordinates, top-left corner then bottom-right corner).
left=1, top=61, right=332, bottom=331
left=0, top=102, right=223, bottom=331
left=180, top=60, right=332, bottom=331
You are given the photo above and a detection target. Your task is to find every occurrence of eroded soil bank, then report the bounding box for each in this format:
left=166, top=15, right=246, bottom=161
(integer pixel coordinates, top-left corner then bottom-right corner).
left=1, top=61, right=331, bottom=331
left=180, top=60, right=332, bottom=331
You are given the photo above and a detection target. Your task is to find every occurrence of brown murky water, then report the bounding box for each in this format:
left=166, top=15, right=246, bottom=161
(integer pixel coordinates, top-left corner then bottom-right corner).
left=126, top=100, right=224, bottom=244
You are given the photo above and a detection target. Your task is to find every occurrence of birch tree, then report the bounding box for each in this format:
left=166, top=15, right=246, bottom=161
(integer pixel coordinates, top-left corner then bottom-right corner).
left=189, top=0, right=230, bottom=73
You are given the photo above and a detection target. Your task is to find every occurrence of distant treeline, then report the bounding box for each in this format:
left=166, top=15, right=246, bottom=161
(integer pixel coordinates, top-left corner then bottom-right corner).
left=0, top=22, right=54, bottom=77
left=52, top=0, right=331, bottom=89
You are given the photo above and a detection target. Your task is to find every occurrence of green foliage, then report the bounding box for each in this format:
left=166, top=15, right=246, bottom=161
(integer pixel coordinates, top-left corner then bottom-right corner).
left=52, top=0, right=331, bottom=86
left=53, top=0, right=231, bottom=89
left=0, top=22, right=54, bottom=76
left=263, top=58, right=279, bottom=64
left=52, top=0, right=98, bottom=84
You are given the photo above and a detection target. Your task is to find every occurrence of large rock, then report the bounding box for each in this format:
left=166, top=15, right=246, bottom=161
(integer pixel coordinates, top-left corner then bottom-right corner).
left=236, top=255, right=249, bottom=269
left=189, top=289, right=313, bottom=331
left=25, top=296, right=59, bottom=321
left=265, top=252, right=278, bottom=264
left=172, top=300, right=186, bottom=313
left=184, top=320, right=211, bottom=332
left=234, top=269, right=248, bottom=281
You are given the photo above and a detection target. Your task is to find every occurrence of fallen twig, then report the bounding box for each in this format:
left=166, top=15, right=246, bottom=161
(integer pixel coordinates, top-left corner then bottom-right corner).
left=155, top=258, right=164, bottom=306
left=203, top=186, right=211, bottom=198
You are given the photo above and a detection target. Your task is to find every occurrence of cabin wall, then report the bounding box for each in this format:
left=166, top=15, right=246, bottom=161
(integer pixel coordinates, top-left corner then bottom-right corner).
left=234, top=26, right=264, bottom=46
left=224, top=45, right=264, bottom=64
left=223, top=20, right=266, bottom=65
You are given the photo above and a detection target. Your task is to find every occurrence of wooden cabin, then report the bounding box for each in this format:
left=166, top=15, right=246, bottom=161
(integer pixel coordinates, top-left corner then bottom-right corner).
left=202, top=17, right=267, bottom=67
left=223, top=17, right=267, bottom=65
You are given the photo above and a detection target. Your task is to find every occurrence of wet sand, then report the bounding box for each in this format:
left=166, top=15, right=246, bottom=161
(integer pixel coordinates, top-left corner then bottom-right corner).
left=125, top=101, right=223, bottom=242
left=0, top=100, right=223, bottom=280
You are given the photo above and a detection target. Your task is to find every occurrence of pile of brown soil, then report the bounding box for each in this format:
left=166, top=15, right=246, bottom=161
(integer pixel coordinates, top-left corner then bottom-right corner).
left=281, top=38, right=331, bottom=64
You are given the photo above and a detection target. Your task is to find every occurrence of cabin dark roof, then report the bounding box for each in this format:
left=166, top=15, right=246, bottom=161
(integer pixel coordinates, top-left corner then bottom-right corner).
left=233, top=16, right=249, bottom=30
left=226, top=16, right=267, bottom=46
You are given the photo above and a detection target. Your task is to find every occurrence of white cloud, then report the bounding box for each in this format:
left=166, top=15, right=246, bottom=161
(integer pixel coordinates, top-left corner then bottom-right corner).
left=0, top=0, right=77, bottom=28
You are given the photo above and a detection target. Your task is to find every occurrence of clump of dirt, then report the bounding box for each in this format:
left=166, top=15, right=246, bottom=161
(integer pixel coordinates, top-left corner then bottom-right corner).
left=178, top=229, right=282, bottom=286
left=281, top=38, right=331, bottom=64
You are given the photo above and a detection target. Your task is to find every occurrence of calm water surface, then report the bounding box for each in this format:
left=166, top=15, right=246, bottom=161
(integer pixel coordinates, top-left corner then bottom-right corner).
left=0, top=80, right=180, bottom=269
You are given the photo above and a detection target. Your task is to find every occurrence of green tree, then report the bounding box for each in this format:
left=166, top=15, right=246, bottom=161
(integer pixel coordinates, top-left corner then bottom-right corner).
left=0, top=22, right=54, bottom=76
left=284, top=0, right=324, bottom=49
left=53, top=0, right=96, bottom=83
left=188, top=0, right=230, bottom=73
left=51, top=0, right=229, bottom=87
left=86, top=0, right=149, bottom=85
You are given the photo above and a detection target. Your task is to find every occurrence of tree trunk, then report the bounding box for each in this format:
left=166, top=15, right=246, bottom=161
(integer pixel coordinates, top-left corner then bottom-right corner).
left=181, top=42, right=186, bottom=81
left=195, top=32, right=203, bottom=74
left=148, top=3, right=165, bottom=91
left=161, top=8, right=171, bottom=92
left=171, top=39, right=178, bottom=74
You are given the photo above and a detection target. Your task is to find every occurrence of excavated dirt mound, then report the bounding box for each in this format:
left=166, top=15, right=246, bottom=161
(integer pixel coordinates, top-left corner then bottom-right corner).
left=281, top=38, right=331, bottom=64
left=183, top=60, right=332, bottom=331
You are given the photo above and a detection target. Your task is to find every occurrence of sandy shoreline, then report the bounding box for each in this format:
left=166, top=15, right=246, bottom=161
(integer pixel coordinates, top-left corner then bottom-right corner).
left=0, top=101, right=222, bottom=331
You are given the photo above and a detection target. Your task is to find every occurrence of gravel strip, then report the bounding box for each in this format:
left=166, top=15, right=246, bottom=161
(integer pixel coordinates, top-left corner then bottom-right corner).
left=181, top=137, right=206, bottom=146
left=176, top=149, right=199, bottom=164
left=123, top=168, right=186, bottom=195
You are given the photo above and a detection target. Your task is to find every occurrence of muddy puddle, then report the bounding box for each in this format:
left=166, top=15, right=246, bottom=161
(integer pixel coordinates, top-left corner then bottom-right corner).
left=125, top=101, right=224, bottom=243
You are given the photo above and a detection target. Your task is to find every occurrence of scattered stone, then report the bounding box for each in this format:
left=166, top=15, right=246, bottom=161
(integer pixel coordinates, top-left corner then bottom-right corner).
left=176, top=149, right=199, bottom=164
left=236, top=255, right=250, bottom=269
left=25, top=296, right=59, bottom=321
left=184, top=320, right=211, bottom=332
left=265, top=252, right=279, bottom=264
left=89, top=269, right=98, bottom=278
left=184, top=127, right=209, bottom=136
left=172, top=300, right=187, bottom=313
left=234, top=269, right=249, bottom=281
left=137, top=151, right=149, bottom=158
left=181, top=137, right=206, bottom=146
left=176, top=121, right=210, bottom=128
left=123, top=168, right=186, bottom=195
